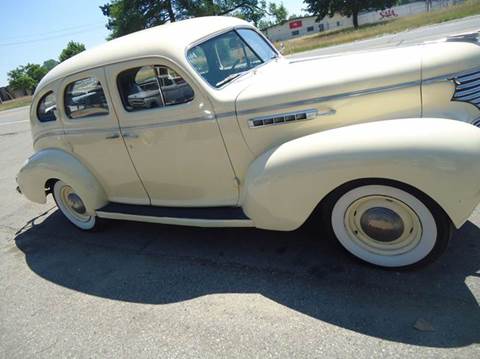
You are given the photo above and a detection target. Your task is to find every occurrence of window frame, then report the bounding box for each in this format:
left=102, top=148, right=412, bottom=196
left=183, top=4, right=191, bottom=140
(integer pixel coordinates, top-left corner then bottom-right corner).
left=63, top=76, right=110, bottom=120
left=36, top=90, right=57, bottom=123
left=185, top=26, right=280, bottom=91
left=116, top=64, right=195, bottom=113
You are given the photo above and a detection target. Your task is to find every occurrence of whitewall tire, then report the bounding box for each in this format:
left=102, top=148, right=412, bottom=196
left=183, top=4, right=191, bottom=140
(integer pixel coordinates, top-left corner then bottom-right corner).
left=326, top=182, right=451, bottom=269
left=53, top=180, right=97, bottom=230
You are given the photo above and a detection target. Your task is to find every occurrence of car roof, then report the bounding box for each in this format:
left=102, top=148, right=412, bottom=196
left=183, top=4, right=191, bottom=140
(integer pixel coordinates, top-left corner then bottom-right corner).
left=36, top=16, right=251, bottom=93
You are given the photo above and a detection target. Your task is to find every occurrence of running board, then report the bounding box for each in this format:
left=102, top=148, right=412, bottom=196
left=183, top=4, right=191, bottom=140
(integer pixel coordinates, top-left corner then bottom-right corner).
left=96, top=203, right=254, bottom=228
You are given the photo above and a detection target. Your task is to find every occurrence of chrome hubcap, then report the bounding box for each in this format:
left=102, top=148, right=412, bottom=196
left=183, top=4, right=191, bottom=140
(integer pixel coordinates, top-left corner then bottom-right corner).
left=59, top=185, right=91, bottom=222
left=359, top=207, right=404, bottom=242
left=344, top=195, right=422, bottom=256
left=66, top=193, right=86, bottom=214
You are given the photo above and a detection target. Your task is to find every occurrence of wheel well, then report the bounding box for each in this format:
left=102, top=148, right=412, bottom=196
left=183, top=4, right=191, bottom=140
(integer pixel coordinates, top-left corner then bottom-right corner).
left=45, top=178, right=59, bottom=195
left=304, top=177, right=453, bottom=228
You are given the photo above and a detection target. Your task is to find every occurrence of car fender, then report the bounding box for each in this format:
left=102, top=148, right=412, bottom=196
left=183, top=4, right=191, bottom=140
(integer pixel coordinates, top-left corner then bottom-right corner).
left=241, top=118, right=480, bottom=231
left=16, top=148, right=107, bottom=215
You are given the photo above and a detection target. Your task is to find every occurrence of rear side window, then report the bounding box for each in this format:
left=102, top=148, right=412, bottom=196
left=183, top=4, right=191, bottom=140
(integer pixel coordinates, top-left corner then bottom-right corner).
left=64, top=77, right=109, bottom=119
left=117, top=65, right=194, bottom=112
left=37, top=91, right=57, bottom=122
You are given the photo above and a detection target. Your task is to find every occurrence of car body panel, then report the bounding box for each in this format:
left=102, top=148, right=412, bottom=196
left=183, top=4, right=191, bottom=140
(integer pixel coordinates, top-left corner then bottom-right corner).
left=16, top=17, right=480, bottom=231
left=105, top=57, right=239, bottom=207
left=17, top=148, right=108, bottom=214
left=241, top=118, right=480, bottom=230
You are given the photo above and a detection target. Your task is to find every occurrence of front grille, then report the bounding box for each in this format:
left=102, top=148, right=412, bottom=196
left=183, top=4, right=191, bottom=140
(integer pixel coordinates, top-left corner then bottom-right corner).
left=472, top=117, right=480, bottom=128
left=452, top=69, right=480, bottom=109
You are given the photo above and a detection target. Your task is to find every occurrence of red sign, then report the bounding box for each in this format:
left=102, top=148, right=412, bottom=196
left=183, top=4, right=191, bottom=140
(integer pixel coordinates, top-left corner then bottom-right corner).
left=289, top=20, right=303, bottom=29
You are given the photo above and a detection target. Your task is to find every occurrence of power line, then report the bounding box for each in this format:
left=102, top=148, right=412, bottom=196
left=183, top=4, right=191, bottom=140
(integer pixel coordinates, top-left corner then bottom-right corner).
left=0, top=22, right=106, bottom=42
left=0, top=25, right=106, bottom=47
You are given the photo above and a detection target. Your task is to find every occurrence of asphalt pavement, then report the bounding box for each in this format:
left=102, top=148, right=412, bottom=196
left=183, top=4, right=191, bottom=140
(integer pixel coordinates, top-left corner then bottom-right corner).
left=1, top=17, right=480, bottom=357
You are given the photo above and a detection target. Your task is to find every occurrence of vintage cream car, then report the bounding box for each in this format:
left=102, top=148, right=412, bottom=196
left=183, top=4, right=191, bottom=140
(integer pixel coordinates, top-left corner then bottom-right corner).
left=16, top=17, right=480, bottom=268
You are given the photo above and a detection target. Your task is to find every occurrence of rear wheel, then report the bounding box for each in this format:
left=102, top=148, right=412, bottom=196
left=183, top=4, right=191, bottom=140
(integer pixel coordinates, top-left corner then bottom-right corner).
left=325, top=182, right=451, bottom=269
left=53, top=180, right=97, bottom=230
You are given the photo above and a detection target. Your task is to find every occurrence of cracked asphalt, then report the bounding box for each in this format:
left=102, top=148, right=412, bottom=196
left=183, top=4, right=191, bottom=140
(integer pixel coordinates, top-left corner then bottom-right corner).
left=1, top=102, right=479, bottom=358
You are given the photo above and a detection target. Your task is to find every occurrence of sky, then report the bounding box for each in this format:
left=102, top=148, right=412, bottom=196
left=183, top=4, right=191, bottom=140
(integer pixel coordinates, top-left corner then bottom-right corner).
left=0, top=0, right=307, bottom=87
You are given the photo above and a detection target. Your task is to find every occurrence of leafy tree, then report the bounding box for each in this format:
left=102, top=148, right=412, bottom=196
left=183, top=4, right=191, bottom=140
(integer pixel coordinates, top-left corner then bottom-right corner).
left=304, top=0, right=396, bottom=28
left=7, top=64, right=46, bottom=92
left=268, top=2, right=287, bottom=24
left=100, top=0, right=270, bottom=39
left=42, top=59, right=59, bottom=71
left=59, top=41, right=86, bottom=62
left=23, top=63, right=48, bottom=83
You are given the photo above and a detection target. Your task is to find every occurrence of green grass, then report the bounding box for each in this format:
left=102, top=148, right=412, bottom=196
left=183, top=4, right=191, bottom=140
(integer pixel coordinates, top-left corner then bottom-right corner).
left=0, top=96, right=32, bottom=112
left=279, top=0, right=480, bottom=55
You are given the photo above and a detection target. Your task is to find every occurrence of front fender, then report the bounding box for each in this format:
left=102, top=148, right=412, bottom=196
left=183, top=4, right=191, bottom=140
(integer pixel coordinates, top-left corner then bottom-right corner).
left=16, top=148, right=107, bottom=214
left=241, top=118, right=480, bottom=230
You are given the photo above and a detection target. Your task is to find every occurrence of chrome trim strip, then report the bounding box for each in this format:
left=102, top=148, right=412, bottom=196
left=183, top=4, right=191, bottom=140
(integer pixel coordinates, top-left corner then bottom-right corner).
left=248, top=109, right=321, bottom=128
left=451, top=67, right=480, bottom=110
left=456, top=72, right=480, bottom=83
left=458, top=78, right=480, bottom=90
left=121, top=116, right=215, bottom=132
left=454, top=86, right=480, bottom=97
left=33, top=116, right=216, bottom=144
left=33, top=129, right=65, bottom=145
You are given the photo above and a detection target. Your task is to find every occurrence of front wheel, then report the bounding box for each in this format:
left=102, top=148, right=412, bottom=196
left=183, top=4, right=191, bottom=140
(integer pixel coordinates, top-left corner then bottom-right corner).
left=53, top=180, right=97, bottom=230
left=325, top=182, right=451, bottom=269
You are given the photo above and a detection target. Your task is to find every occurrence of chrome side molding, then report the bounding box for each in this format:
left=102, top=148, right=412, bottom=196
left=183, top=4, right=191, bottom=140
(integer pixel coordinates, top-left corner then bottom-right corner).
left=248, top=108, right=335, bottom=128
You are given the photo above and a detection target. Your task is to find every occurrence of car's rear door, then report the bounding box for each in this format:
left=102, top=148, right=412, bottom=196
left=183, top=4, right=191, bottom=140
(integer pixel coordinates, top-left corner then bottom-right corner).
left=60, top=68, right=149, bottom=204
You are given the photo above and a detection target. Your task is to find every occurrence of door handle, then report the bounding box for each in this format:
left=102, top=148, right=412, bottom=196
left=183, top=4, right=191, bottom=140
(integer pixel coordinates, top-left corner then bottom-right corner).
left=105, top=133, right=120, bottom=139
left=123, top=132, right=139, bottom=139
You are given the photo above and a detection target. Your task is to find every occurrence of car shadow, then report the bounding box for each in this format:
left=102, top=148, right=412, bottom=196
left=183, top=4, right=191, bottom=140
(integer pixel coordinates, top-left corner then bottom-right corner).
left=14, top=209, right=480, bottom=348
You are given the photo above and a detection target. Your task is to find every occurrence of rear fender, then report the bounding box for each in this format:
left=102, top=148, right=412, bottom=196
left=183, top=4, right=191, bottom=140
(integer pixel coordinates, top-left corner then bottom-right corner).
left=240, top=118, right=480, bottom=230
left=16, top=148, right=107, bottom=215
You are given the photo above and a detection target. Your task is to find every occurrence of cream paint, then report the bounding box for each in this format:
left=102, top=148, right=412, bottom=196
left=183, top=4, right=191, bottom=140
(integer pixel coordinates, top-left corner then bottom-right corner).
left=17, top=17, right=480, bottom=232
left=104, top=57, right=239, bottom=207
left=241, top=119, right=480, bottom=230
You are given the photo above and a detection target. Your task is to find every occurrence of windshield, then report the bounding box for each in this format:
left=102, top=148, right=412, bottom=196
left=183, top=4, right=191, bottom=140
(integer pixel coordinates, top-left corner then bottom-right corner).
left=187, top=29, right=278, bottom=88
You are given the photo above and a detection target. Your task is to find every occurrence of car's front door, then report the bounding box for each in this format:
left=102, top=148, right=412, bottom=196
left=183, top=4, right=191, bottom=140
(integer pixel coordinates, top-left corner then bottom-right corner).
left=60, top=68, right=150, bottom=205
left=106, top=58, right=238, bottom=207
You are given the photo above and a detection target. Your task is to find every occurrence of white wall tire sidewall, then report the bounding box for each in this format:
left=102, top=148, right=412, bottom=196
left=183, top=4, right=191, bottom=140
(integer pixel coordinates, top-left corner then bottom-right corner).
left=53, top=181, right=96, bottom=230
left=331, top=185, right=437, bottom=267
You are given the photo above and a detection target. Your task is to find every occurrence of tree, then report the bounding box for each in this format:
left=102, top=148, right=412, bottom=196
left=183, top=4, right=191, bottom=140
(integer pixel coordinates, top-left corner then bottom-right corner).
left=23, top=63, right=48, bottom=84
left=42, top=59, right=59, bottom=71
left=304, top=0, right=396, bottom=29
left=59, top=41, right=86, bottom=62
left=100, top=0, right=270, bottom=39
left=7, top=64, right=47, bottom=93
left=268, top=2, right=287, bottom=24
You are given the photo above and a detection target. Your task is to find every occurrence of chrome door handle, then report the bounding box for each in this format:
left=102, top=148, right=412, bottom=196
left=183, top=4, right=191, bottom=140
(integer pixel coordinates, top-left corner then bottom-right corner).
left=123, top=132, right=139, bottom=139
left=105, top=133, right=120, bottom=139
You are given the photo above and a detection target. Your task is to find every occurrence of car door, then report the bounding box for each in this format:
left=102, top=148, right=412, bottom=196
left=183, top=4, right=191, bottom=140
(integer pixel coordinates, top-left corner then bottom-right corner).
left=106, top=58, right=238, bottom=207
left=60, top=68, right=149, bottom=205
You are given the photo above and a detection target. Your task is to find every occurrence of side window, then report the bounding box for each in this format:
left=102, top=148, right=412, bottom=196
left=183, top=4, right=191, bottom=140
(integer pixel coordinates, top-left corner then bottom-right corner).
left=64, top=77, right=109, bottom=119
left=117, top=65, right=194, bottom=112
left=37, top=91, right=57, bottom=122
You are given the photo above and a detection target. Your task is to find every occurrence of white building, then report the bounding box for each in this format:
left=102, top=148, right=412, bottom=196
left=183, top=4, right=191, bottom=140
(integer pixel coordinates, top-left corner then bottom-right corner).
left=262, top=0, right=461, bottom=42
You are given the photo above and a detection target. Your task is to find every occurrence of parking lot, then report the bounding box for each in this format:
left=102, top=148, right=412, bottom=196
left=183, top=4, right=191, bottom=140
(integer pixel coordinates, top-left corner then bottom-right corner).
left=0, top=106, right=479, bottom=358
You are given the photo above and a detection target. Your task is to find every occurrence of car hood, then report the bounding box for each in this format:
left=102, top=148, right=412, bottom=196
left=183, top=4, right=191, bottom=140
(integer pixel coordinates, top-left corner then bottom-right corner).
left=236, top=38, right=480, bottom=116
left=236, top=45, right=422, bottom=114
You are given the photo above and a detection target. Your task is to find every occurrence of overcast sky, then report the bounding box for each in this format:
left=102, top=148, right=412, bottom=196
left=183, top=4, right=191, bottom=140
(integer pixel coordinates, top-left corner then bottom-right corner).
left=0, top=0, right=307, bottom=87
